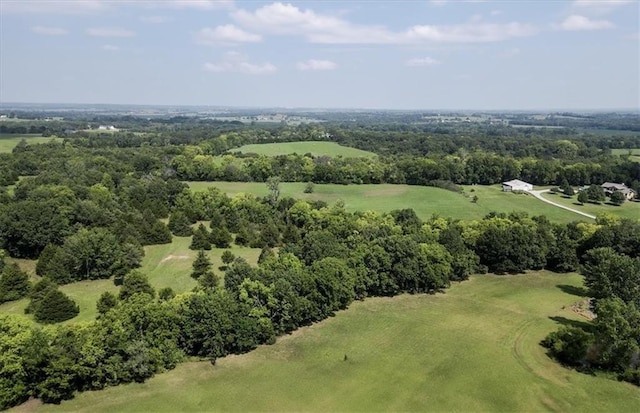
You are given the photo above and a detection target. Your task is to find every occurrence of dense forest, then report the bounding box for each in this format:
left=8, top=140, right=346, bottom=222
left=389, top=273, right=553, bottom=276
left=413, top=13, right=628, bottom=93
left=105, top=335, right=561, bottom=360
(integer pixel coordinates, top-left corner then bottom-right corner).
left=0, top=111, right=639, bottom=408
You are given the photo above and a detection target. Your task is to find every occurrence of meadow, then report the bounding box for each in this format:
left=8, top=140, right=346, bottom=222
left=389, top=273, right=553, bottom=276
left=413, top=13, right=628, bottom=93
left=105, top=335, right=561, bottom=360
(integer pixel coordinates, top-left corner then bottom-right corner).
left=230, top=141, right=377, bottom=158
left=188, top=181, right=586, bottom=223
left=21, top=271, right=640, bottom=412
left=541, top=191, right=640, bottom=221
left=611, top=148, right=640, bottom=162
left=0, top=237, right=263, bottom=324
left=0, top=134, right=61, bottom=153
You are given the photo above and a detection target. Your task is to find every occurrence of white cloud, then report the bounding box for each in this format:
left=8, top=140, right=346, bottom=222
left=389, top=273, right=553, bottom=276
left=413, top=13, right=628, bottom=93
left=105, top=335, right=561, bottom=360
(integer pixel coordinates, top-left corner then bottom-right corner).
left=405, top=22, right=536, bottom=43
left=559, top=15, right=615, bottom=31
left=102, top=44, right=119, bottom=51
left=203, top=52, right=276, bottom=74
left=297, top=59, right=337, bottom=71
left=232, top=2, right=537, bottom=44
left=86, top=27, right=135, bottom=37
left=31, top=26, right=68, bottom=35
left=405, top=57, right=441, bottom=67
left=140, top=16, right=169, bottom=24
left=141, top=0, right=235, bottom=10
left=195, top=25, right=262, bottom=46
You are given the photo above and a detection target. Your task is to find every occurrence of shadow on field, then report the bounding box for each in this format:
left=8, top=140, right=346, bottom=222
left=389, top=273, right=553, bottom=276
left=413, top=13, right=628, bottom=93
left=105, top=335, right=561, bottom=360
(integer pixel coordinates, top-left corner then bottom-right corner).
left=548, top=316, right=592, bottom=330
left=556, top=284, right=588, bottom=297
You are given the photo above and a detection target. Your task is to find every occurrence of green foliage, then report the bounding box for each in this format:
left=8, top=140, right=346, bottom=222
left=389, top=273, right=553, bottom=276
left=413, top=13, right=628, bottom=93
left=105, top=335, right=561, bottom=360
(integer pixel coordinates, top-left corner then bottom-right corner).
left=189, top=223, right=211, bottom=250
left=542, top=326, right=595, bottom=368
left=0, top=263, right=30, bottom=303
left=221, top=250, right=236, bottom=265
left=191, top=250, right=213, bottom=280
left=96, top=291, right=117, bottom=315
left=158, top=287, right=176, bottom=301
left=209, top=226, right=232, bottom=248
left=586, top=184, right=606, bottom=203
left=34, top=289, right=79, bottom=324
left=577, top=190, right=589, bottom=205
left=167, top=210, right=193, bottom=237
left=303, top=182, right=315, bottom=193
left=610, top=190, right=626, bottom=205
left=119, top=271, right=155, bottom=301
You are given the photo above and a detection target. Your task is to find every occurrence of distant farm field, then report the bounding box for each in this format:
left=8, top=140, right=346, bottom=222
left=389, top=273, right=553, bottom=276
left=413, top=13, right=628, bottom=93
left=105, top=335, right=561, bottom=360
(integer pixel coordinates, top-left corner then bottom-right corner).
left=0, top=134, right=61, bottom=153
left=231, top=141, right=377, bottom=158
left=27, top=272, right=640, bottom=412
left=188, top=182, right=585, bottom=223
left=542, top=191, right=640, bottom=221
left=611, top=148, right=640, bottom=162
left=0, top=236, right=262, bottom=324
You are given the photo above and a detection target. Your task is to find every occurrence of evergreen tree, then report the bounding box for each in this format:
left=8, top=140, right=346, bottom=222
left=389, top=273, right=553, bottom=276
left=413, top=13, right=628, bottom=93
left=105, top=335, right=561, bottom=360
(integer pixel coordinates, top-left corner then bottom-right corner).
left=0, top=263, right=30, bottom=303
left=210, top=226, right=232, bottom=248
left=167, top=210, right=193, bottom=237
left=198, top=271, right=219, bottom=290
left=190, top=224, right=211, bottom=250
left=35, top=244, right=59, bottom=277
left=158, top=287, right=176, bottom=300
left=221, top=250, right=235, bottom=265
left=191, top=250, right=213, bottom=280
left=34, top=289, right=79, bottom=324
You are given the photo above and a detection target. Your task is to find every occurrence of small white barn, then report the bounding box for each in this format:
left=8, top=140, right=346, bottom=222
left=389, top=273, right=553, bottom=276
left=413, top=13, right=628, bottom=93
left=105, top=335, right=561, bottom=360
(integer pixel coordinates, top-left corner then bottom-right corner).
left=502, top=179, right=533, bottom=192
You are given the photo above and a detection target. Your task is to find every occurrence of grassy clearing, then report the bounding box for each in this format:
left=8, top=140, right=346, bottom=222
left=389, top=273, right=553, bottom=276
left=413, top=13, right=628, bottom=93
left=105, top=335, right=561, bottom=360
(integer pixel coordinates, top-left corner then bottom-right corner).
left=231, top=141, right=377, bottom=158
left=0, top=237, right=262, bottom=325
left=542, top=191, right=640, bottom=221
left=188, top=182, right=585, bottom=223
left=25, top=271, right=640, bottom=412
left=0, top=134, right=61, bottom=153
left=611, top=148, right=640, bottom=162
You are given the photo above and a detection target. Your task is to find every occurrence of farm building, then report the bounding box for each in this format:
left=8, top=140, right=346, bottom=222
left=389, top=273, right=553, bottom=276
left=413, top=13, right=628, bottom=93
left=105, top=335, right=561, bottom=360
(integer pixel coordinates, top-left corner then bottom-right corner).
left=502, top=179, right=533, bottom=192
left=601, top=182, right=636, bottom=200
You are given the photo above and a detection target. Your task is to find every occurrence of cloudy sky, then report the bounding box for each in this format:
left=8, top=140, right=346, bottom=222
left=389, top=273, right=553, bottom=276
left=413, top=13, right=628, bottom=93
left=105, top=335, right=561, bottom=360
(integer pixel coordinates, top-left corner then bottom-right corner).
left=1, top=0, right=638, bottom=109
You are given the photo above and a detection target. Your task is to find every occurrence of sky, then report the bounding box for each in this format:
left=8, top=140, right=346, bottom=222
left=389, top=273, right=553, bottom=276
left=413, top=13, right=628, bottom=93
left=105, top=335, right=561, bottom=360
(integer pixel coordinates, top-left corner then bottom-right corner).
left=0, top=0, right=638, bottom=110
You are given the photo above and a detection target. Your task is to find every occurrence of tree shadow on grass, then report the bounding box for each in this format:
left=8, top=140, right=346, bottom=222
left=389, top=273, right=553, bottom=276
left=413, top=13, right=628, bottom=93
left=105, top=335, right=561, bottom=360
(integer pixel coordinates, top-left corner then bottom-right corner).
left=548, top=316, right=592, bottom=330
left=556, top=284, right=588, bottom=297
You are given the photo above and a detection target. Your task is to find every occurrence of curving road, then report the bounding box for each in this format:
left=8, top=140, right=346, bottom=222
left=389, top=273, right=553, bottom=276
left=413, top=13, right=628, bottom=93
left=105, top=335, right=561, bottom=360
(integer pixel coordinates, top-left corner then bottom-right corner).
left=527, top=189, right=596, bottom=220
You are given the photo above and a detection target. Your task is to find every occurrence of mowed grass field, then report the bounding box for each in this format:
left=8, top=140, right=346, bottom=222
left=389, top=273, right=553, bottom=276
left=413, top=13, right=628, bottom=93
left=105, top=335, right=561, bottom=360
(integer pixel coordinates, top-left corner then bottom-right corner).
left=0, top=236, right=262, bottom=324
left=188, top=182, right=586, bottom=223
left=231, top=141, right=377, bottom=158
left=0, top=134, right=61, bottom=153
left=541, top=191, right=640, bottom=221
left=23, top=272, right=640, bottom=412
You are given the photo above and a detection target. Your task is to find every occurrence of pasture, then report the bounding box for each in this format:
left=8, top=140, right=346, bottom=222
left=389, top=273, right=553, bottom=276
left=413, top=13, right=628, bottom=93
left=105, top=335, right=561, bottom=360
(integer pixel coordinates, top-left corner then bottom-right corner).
left=25, top=272, right=640, bottom=412
left=188, top=182, right=585, bottom=223
left=0, top=134, right=61, bottom=153
left=611, top=148, right=640, bottom=162
left=542, top=191, right=640, bottom=221
left=231, top=141, right=377, bottom=158
left=0, top=237, right=263, bottom=324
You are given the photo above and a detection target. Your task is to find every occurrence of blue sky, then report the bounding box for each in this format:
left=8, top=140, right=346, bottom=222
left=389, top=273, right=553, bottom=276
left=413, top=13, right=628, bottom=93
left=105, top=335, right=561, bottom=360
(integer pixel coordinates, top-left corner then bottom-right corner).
left=1, top=0, right=638, bottom=110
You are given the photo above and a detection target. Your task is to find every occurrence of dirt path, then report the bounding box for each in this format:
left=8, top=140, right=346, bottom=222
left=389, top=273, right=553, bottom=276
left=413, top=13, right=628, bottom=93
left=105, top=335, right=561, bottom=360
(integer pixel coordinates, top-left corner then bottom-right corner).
left=528, top=189, right=596, bottom=220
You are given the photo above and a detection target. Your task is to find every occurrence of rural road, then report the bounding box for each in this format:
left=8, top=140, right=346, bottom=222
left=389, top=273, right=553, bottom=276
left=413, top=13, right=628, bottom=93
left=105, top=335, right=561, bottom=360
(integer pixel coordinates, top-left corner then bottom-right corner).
left=528, top=189, right=596, bottom=220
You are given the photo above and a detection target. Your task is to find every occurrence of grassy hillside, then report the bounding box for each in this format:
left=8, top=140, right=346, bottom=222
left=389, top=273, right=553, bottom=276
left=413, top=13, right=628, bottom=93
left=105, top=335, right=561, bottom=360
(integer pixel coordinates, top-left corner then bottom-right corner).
left=611, top=148, right=640, bottom=162
left=0, top=237, right=263, bottom=324
left=188, top=182, right=585, bottom=223
left=24, top=272, right=640, bottom=412
left=0, top=134, right=61, bottom=153
left=231, top=141, right=377, bottom=158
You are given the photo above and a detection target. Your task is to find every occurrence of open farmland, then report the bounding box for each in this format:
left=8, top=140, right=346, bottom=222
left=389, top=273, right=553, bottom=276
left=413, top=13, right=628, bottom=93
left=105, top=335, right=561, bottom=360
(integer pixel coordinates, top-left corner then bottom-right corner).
left=24, top=272, right=640, bottom=412
left=0, top=134, right=61, bottom=153
left=231, top=141, right=377, bottom=158
left=611, top=148, right=640, bottom=162
left=188, top=182, right=585, bottom=223
left=541, top=191, right=640, bottom=221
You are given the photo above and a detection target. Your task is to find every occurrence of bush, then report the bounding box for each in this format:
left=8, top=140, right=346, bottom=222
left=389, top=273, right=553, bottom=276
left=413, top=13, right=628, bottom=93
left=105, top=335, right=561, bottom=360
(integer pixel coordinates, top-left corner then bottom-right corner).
left=542, top=326, right=594, bottom=368
left=33, top=289, right=79, bottom=324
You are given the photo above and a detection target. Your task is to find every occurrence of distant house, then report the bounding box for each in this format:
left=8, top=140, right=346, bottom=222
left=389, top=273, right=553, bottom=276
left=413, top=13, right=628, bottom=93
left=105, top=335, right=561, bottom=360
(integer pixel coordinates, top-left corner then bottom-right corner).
left=601, top=182, right=636, bottom=200
left=98, top=125, right=118, bottom=131
left=502, top=179, right=533, bottom=192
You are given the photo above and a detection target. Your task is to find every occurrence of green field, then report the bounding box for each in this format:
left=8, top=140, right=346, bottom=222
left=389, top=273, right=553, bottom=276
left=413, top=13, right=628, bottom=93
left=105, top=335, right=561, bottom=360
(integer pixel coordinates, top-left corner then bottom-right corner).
left=0, top=237, right=263, bottom=324
left=22, top=272, right=639, bottom=412
left=0, top=134, right=61, bottom=153
left=611, top=148, right=640, bottom=162
left=188, top=182, right=586, bottom=223
left=231, top=141, right=377, bottom=158
left=542, top=191, right=640, bottom=221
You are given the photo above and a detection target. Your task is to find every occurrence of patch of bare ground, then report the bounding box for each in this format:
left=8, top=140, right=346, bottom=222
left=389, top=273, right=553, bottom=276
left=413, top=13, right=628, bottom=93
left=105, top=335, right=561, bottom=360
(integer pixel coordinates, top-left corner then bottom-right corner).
left=159, top=254, right=190, bottom=264
left=568, top=298, right=595, bottom=320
